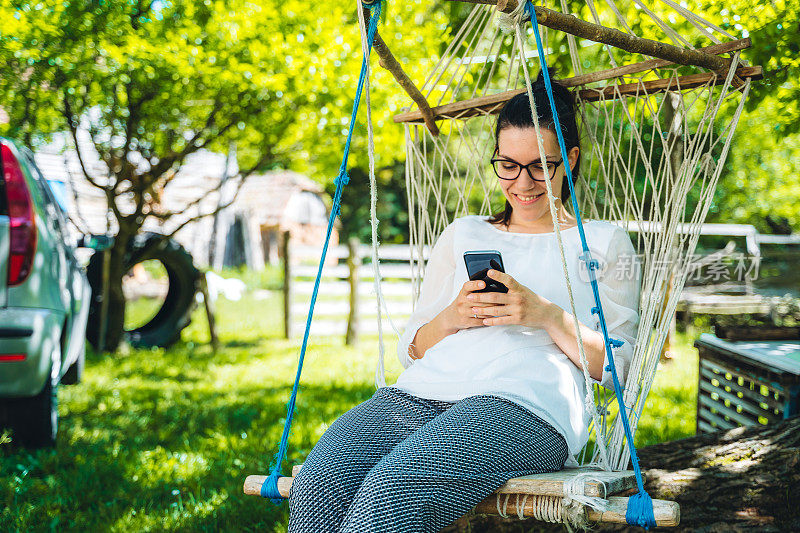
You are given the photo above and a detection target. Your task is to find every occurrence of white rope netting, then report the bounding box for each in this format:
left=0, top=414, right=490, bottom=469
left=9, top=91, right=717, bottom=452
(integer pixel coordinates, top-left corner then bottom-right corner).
left=359, top=0, right=751, bottom=522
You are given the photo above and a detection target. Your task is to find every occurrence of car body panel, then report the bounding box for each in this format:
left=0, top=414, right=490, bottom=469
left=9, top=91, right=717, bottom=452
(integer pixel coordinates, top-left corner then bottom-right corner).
left=0, top=138, right=91, bottom=397
left=63, top=274, right=91, bottom=373
left=6, top=145, right=74, bottom=314
left=0, top=307, right=63, bottom=396
left=0, top=216, right=8, bottom=308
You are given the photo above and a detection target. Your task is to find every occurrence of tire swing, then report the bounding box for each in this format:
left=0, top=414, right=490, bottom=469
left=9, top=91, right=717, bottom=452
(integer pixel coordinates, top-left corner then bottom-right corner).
left=86, top=232, right=201, bottom=349
left=245, top=0, right=762, bottom=529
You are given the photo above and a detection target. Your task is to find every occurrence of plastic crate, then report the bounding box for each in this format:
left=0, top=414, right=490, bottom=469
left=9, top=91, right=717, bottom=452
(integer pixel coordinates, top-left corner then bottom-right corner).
left=693, top=333, right=800, bottom=434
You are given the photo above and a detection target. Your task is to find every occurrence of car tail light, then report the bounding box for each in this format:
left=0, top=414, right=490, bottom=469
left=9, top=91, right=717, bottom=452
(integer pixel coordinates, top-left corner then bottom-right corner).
left=1, top=142, right=37, bottom=286
left=0, top=354, right=26, bottom=362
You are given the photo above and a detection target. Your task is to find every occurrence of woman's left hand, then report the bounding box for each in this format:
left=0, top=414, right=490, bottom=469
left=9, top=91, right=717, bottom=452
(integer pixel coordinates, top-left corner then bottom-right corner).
left=466, top=269, right=555, bottom=328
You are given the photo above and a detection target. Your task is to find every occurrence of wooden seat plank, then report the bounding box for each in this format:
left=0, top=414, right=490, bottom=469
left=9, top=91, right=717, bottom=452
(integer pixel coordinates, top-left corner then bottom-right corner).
left=243, top=473, right=679, bottom=527
left=289, top=464, right=638, bottom=498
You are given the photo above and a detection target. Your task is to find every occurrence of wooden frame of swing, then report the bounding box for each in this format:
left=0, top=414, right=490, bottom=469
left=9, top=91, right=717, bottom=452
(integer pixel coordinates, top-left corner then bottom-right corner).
left=393, top=39, right=761, bottom=124
left=364, top=3, right=742, bottom=525
left=372, top=0, right=762, bottom=133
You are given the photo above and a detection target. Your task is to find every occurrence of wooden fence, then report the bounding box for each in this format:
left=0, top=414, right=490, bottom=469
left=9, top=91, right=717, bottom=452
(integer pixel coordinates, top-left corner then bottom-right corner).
left=281, top=225, right=798, bottom=343
left=283, top=232, right=428, bottom=343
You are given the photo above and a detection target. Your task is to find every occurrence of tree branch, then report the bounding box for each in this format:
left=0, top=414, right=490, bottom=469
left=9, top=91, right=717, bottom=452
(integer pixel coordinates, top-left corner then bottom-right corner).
left=63, top=92, right=129, bottom=228
left=148, top=96, right=226, bottom=179
left=454, top=0, right=731, bottom=71
left=160, top=149, right=273, bottom=239
left=63, top=94, right=107, bottom=192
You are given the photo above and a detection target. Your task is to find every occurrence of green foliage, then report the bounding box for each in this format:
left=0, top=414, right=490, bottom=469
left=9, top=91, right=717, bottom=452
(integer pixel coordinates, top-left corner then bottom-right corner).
left=325, top=162, right=410, bottom=244
left=698, top=0, right=800, bottom=137
left=711, top=108, right=800, bottom=232
left=559, top=0, right=800, bottom=234
left=0, top=0, right=449, bottom=182
left=1, top=1, right=798, bottom=238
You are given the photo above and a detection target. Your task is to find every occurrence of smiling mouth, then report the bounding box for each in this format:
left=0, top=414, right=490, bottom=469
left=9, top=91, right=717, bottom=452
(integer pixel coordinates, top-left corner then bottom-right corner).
left=514, top=192, right=545, bottom=203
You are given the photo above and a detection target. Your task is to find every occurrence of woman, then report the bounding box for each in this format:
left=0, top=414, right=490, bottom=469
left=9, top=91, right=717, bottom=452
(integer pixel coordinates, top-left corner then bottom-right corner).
left=288, top=71, right=641, bottom=533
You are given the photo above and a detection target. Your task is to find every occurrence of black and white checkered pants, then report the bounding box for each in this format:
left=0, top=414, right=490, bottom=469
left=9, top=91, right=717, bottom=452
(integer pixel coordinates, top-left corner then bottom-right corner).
left=288, top=386, right=569, bottom=533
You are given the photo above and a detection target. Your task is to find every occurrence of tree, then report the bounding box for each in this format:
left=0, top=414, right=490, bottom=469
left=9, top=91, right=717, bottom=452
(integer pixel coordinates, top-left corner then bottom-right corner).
left=704, top=0, right=800, bottom=232
left=326, top=162, right=410, bottom=245
left=0, top=0, right=447, bottom=350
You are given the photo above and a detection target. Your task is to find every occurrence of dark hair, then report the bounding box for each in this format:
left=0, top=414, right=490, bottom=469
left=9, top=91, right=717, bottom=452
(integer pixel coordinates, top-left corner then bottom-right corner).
left=487, top=67, right=581, bottom=227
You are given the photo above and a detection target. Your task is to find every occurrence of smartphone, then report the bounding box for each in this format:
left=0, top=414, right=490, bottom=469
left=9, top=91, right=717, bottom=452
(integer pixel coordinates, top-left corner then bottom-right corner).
left=463, top=250, right=509, bottom=293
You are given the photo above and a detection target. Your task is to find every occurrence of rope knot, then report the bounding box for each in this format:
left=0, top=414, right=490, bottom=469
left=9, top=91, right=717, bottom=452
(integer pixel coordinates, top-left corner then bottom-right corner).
left=626, top=490, right=657, bottom=529
left=335, top=170, right=350, bottom=187
left=608, top=337, right=625, bottom=349
left=260, top=470, right=286, bottom=504
left=495, top=0, right=529, bottom=33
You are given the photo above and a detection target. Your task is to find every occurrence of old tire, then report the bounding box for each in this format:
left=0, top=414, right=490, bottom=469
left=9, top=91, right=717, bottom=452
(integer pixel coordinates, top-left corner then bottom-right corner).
left=87, top=233, right=201, bottom=349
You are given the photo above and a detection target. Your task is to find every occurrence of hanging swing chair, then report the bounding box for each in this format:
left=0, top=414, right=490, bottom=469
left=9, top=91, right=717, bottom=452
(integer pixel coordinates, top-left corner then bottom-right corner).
left=244, top=0, right=761, bottom=529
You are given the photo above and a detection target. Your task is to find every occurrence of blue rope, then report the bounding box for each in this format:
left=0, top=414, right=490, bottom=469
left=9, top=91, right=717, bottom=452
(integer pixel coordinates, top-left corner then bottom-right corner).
left=523, top=2, right=656, bottom=528
left=260, top=2, right=383, bottom=504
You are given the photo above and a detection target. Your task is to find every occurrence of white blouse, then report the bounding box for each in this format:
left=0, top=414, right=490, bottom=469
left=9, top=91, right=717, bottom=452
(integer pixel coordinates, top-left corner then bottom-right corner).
left=391, top=215, right=641, bottom=463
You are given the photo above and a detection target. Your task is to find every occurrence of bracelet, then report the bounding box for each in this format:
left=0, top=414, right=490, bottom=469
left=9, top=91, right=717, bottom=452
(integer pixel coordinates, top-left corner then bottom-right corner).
left=408, top=342, right=420, bottom=360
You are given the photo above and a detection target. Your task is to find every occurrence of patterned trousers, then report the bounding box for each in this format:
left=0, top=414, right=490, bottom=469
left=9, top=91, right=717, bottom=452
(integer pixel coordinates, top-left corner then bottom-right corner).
left=287, top=386, right=569, bottom=533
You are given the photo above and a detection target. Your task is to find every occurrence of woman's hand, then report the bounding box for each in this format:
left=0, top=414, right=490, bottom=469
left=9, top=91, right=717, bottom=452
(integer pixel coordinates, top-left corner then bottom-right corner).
left=442, top=279, right=496, bottom=332
left=467, top=269, right=556, bottom=328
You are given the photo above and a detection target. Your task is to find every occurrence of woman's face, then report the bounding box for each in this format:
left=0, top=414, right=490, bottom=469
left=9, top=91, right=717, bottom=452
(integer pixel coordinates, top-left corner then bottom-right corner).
left=495, top=126, right=579, bottom=225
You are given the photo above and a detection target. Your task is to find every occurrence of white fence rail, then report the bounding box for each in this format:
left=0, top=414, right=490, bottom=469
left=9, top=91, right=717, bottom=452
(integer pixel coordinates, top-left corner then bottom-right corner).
left=281, top=223, right=796, bottom=342
left=284, top=237, right=429, bottom=342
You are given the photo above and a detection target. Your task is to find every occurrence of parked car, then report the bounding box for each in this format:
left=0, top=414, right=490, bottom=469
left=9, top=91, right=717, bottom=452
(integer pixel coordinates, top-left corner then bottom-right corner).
left=0, top=137, right=93, bottom=448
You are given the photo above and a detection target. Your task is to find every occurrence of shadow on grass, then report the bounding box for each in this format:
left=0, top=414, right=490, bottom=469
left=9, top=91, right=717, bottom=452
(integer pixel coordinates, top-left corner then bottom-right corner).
left=218, top=339, right=265, bottom=350
left=0, top=378, right=378, bottom=532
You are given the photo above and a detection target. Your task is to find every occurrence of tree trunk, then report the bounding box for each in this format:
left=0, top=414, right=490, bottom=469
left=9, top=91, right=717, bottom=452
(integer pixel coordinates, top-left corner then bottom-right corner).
left=86, top=232, right=132, bottom=352
left=102, top=244, right=128, bottom=351
left=443, top=416, right=800, bottom=532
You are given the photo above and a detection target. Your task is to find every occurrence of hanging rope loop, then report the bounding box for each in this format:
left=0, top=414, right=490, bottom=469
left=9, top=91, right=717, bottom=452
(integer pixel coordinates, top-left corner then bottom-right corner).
left=259, top=0, right=383, bottom=504
left=496, top=0, right=527, bottom=33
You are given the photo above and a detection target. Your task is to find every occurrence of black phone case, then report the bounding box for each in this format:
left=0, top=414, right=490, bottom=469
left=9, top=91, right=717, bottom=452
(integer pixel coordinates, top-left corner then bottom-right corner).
left=464, top=252, right=509, bottom=293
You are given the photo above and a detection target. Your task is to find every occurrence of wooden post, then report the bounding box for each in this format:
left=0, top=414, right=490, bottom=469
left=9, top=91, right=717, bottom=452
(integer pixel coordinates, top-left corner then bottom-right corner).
left=345, top=237, right=360, bottom=346
left=661, top=92, right=682, bottom=362
left=198, top=272, right=219, bottom=353
left=282, top=230, right=291, bottom=339
left=97, top=246, right=111, bottom=352
left=660, top=271, right=678, bottom=362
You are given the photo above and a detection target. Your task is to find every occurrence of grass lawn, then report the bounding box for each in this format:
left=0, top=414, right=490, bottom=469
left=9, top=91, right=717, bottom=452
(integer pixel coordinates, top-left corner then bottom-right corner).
left=0, top=288, right=705, bottom=532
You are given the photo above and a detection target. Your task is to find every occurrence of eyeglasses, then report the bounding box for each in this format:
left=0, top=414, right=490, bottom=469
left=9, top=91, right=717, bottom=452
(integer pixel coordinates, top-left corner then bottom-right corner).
left=490, top=156, right=564, bottom=181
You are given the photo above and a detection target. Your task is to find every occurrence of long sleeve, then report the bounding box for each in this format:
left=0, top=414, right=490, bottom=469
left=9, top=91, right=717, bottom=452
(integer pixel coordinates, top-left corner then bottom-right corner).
left=396, top=222, right=457, bottom=369
left=588, top=228, right=641, bottom=391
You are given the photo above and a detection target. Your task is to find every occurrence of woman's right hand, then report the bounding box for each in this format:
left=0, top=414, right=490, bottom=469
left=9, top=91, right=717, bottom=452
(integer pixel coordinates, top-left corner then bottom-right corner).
left=443, top=279, right=493, bottom=332
left=409, top=280, right=490, bottom=361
